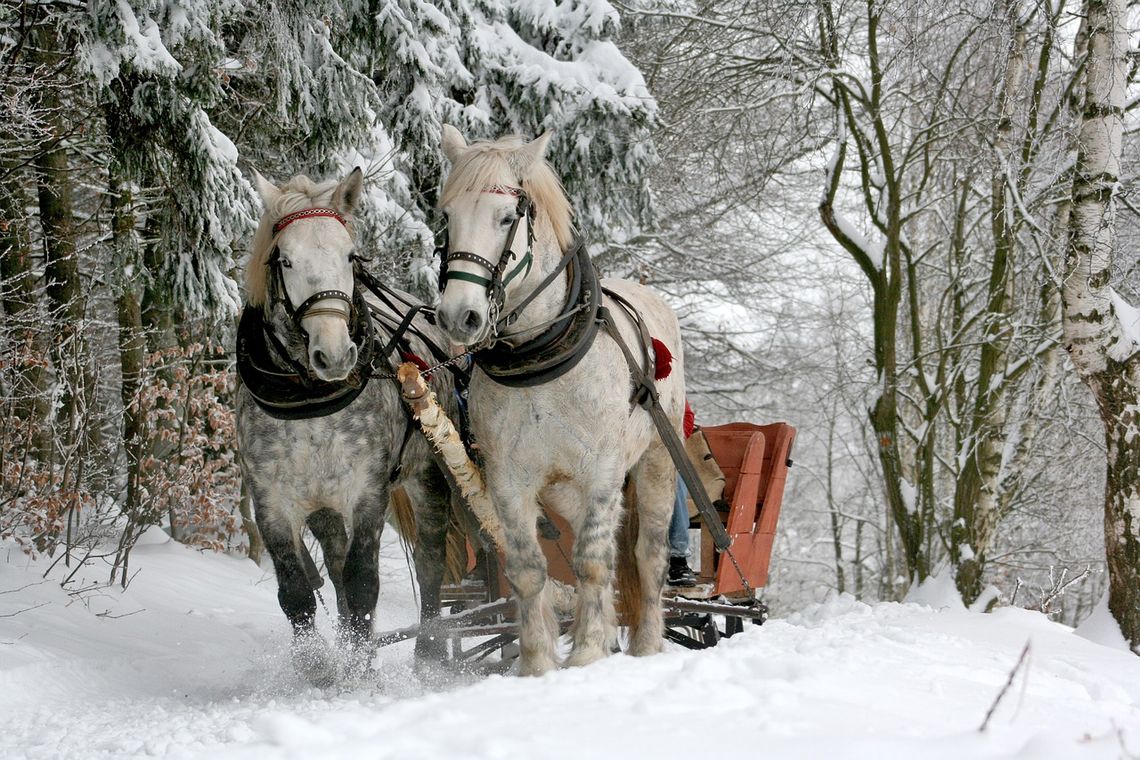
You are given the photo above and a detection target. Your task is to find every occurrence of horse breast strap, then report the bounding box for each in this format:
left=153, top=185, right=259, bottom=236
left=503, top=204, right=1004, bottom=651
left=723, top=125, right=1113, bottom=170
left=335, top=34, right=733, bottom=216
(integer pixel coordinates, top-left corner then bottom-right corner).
left=473, top=239, right=601, bottom=387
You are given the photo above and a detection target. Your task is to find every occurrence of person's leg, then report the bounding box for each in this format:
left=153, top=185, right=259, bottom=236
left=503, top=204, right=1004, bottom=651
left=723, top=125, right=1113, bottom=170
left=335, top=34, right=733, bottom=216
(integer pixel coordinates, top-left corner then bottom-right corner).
left=667, top=474, right=696, bottom=586
left=668, top=473, right=689, bottom=558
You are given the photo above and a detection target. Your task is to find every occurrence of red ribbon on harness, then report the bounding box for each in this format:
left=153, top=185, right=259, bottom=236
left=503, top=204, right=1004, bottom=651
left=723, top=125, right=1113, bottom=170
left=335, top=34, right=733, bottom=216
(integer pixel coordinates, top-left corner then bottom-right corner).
left=272, top=207, right=347, bottom=235
left=652, top=337, right=672, bottom=381
left=401, top=350, right=432, bottom=378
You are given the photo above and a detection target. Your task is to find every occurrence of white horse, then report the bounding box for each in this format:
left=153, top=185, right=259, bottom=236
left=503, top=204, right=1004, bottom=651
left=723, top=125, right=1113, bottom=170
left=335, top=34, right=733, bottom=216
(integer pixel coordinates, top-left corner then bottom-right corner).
left=434, top=126, right=685, bottom=675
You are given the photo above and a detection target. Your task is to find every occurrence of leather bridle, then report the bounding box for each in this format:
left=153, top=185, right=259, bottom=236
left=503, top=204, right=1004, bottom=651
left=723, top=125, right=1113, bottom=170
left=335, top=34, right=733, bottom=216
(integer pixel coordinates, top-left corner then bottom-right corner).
left=437, top=185, right=535, bottom=334
left=267, top=207, right=357, bottom=340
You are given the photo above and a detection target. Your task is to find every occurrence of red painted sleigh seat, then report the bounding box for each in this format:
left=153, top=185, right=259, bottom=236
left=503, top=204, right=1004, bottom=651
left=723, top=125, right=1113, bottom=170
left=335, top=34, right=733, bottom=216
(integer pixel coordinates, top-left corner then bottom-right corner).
left=696, top=422, right=796, bottom=596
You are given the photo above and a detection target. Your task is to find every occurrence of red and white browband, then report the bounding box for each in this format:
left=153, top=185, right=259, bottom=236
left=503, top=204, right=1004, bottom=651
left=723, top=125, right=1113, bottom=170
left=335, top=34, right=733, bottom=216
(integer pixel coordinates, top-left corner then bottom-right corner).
left=483, top=184, right=524, bottom=197
left=272, top=187, right=515, bottom=235
left=272, top=207, right=347, bottom=235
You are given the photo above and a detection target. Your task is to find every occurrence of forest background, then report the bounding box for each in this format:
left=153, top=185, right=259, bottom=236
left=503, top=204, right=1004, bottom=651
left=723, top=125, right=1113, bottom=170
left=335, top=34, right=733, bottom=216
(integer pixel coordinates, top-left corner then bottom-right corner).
left=2, top=0, right=1138, bottom=648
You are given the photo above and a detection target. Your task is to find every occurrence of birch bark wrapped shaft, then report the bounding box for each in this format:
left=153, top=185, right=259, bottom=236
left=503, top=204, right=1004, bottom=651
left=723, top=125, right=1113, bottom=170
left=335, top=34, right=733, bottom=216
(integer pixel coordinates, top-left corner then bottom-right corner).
left=396, top=363, right=577, bottom=613
left=396, top=363, right=506, bottom=550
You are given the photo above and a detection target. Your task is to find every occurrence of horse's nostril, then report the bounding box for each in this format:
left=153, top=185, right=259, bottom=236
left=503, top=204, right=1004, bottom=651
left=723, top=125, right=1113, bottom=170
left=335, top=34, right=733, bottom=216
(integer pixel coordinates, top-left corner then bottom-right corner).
left=312, top=349, right=330, bottom=371
left=344, top=345, right=357, bottom=367
left=462, top=309, right=482, bottom=331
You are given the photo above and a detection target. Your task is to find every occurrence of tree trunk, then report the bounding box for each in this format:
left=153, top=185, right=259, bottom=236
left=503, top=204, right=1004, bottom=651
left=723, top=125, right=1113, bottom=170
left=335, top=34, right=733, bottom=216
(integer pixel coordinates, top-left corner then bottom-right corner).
left=1061, top=0, right=1139, bottom=653
left=31, top=31, right=85, bottom=460
left=951, top=8, right=1025, bottom=604
left=818, top=0, right=927, bottom=585
left=110, top=167, right=146, bottom=522
left=0, top=164, right=51, bottom=459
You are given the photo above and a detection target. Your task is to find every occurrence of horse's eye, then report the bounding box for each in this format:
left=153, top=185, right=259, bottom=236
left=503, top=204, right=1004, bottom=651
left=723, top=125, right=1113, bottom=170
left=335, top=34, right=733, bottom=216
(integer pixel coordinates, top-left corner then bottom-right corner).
left=500, top=215, right=516, bottom=227
left=280, top=258, right=292, bottom=269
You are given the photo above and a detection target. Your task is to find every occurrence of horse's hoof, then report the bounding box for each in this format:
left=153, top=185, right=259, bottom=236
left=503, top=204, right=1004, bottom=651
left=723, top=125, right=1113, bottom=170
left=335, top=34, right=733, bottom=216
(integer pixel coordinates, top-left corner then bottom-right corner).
left=412, top=651, right=453, bottom=684
left=626, top=639, right=664, bottom=657
left=292, top=633, right=338, bottom=687
left=337, top=639, right=374, bottom=679
left=517, top=654, right=558, bottom=677
left=564, top=646, right=608, bottom=668
left=414, top=626, right=448, bottom=662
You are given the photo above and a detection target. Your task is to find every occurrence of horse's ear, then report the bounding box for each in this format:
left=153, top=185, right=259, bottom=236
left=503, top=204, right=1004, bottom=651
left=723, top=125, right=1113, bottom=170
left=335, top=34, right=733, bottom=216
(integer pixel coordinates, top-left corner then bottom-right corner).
left=331, top=167, right=364, bottom=215
left=518, top=131, right=553, bottom=173
left=252, top=169, right=281, bottom=209
left=515, top=132, right=554, bottom=181
left=441, top=124, right=468, bottom=163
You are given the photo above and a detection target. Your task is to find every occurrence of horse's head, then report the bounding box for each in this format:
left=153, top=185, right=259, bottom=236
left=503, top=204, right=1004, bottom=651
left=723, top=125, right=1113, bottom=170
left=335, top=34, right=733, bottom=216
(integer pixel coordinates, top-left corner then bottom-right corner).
left=436, top=125, right=571, bottom=347
left=249, top=167, right=365, bottom=382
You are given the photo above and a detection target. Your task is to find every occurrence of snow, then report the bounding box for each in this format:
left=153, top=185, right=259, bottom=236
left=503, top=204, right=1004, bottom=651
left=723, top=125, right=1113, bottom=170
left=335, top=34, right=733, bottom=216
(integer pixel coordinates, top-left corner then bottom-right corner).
left=1076, top=591, right=1133, bottom=653
left=2, top=535, right=1139, bottom=759
left=899, top=477, right=916, bottom=515
left=903, top=570, right=966, bottom=611
left=1109, top=288, right=1140, bottom=354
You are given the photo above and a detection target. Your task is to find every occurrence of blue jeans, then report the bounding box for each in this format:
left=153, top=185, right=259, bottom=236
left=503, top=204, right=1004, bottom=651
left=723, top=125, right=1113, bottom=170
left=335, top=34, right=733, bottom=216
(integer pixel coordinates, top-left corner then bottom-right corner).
left=669, top=473, right=690, bottom=559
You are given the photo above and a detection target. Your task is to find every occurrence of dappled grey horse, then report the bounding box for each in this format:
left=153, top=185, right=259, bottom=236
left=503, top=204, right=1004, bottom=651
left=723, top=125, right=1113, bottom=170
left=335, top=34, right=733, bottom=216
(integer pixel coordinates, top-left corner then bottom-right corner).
left=236, top=168, right=459, bottom=684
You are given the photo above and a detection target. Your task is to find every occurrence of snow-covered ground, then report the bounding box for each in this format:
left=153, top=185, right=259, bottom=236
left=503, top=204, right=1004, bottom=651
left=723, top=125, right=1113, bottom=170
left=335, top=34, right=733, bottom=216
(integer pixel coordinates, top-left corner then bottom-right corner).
left=1, top=531, right=1138, bottom=760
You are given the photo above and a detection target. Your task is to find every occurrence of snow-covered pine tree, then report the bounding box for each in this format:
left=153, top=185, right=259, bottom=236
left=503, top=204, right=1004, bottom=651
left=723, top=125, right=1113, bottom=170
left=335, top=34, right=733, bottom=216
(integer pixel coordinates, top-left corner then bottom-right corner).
left=365, top=0, right=658, bottom=292
left=189, top=1, right=656, bottom=296
left=79, top=0, right=255, bottom=322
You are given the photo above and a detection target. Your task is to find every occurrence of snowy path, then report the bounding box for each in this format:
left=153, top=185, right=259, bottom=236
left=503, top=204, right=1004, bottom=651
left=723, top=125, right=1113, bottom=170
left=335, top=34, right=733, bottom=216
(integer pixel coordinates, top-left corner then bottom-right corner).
left=1, top=533, right=1138, bottom=760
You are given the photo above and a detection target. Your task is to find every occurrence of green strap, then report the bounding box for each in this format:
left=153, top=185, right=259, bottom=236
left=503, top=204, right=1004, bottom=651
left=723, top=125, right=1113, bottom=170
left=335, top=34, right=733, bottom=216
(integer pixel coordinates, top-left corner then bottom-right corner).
left=442, top=253, right=529, bottom=291
left=502, top=251, right=533, bottom=288
left=445, top=270, right=492, bottom=288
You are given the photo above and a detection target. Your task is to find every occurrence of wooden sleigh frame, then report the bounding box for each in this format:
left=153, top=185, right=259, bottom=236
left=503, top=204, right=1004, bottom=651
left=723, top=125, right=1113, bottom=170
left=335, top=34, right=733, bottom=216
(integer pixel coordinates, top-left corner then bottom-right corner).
left=377, top=420, right=797, bottom=662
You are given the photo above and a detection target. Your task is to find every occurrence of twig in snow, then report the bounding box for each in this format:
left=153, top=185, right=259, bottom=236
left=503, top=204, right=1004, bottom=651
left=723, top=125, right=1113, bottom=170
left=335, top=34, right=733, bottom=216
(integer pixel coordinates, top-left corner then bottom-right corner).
left=979, top=640, right=1032, bottom=732
left=0, top=601, right=48, bottom=617
left=1111, top=720, right=1139, bottom=759
left=0, top=580, right=50, bottom=595
left=95, top=608, right=143, bottom=620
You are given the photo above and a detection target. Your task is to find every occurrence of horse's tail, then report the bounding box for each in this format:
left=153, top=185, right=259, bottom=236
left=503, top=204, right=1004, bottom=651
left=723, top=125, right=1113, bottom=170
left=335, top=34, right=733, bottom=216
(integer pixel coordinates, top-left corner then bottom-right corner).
left=388, top=486, right=417, bottom=556
left=388, top=487, right=470, bottom=584
left=615, top=476, right=643, bottom=635
left=443, top=516, right=470, bottom=584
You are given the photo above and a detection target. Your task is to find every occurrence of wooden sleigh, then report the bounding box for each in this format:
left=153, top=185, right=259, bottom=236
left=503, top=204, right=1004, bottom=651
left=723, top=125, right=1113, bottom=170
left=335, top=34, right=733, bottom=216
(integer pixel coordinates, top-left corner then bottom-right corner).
left=376, top=415, right=796, bottom=663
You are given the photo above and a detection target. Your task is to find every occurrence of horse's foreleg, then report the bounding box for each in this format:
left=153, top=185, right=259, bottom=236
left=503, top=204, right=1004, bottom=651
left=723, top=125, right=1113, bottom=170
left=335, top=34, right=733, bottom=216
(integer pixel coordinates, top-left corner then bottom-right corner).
left=628, top=448, right=674, bottom=656
left=341, top=495, right=385, bottom=654
left=261, top=512, right=335, bottom=685
left=307, top=508, right=349, bottom=618
left=566, top=487, right=622, bottom=667
left=499, top=491, right=558, bottom=676
left=411, top=466, right=451, bottom=662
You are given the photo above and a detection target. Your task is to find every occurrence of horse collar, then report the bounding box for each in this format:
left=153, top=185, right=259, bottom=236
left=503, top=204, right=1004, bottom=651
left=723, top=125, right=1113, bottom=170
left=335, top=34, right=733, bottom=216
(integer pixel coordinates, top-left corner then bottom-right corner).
left=472, top=239, right=601, bottom=388
left=236, top=288, right=377, bottom=420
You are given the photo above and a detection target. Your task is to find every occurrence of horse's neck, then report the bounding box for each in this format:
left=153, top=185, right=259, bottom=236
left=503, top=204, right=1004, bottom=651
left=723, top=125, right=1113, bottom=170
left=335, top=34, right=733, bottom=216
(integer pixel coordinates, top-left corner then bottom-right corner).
left=503, top=237, right=568, bottom=342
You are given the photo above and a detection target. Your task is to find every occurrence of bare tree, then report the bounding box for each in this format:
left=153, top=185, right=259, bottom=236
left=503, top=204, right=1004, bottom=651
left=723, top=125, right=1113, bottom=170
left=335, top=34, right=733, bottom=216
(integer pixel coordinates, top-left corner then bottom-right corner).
left=1061, top=0, right=1140, bottom=652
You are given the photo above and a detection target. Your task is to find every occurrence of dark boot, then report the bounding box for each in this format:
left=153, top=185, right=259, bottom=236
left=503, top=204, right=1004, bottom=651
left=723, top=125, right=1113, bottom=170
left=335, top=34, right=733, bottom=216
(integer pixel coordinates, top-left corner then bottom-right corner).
left=667, top=556, right=697, bottom=587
